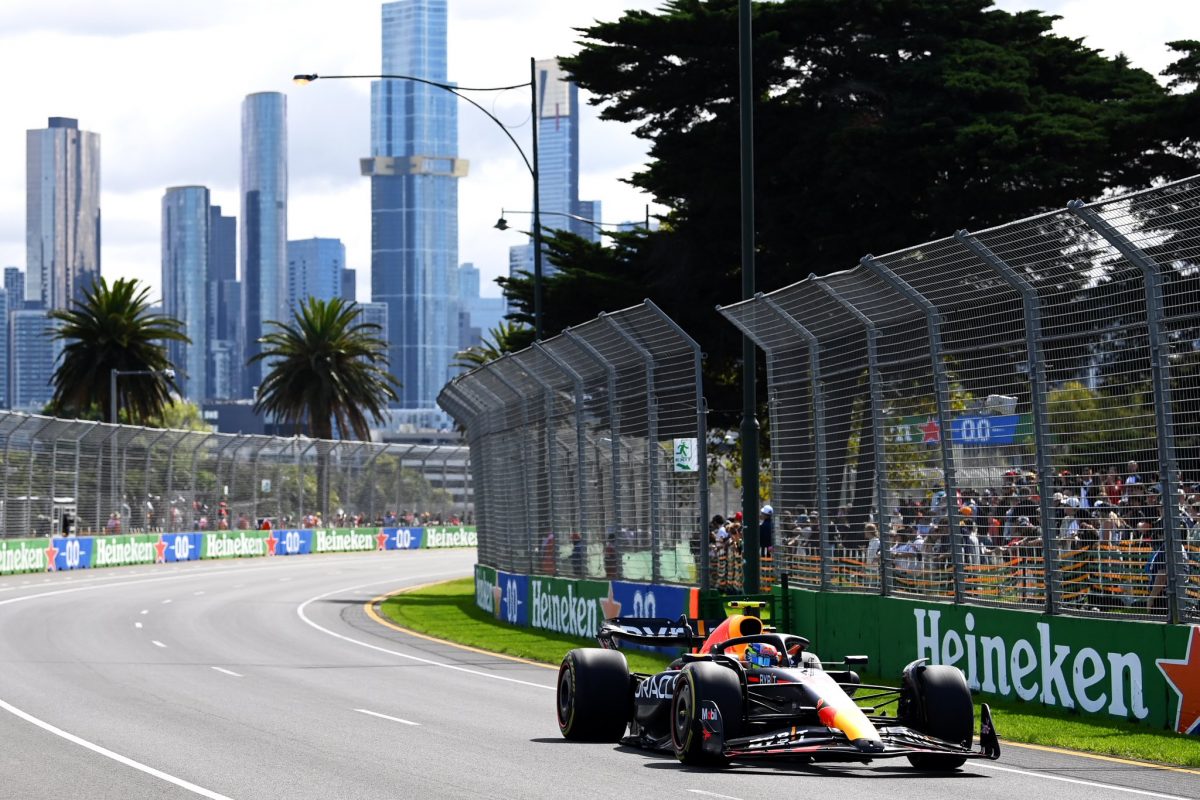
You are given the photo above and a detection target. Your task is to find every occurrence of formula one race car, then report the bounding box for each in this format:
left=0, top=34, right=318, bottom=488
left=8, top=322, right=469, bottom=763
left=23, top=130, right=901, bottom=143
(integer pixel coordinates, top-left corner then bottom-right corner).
left=555, top=607, right=1000, bottom=770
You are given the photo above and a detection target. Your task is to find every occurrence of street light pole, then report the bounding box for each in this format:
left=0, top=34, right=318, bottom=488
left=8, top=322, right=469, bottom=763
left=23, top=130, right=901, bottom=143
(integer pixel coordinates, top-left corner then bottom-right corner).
left=530, top=57, right=544, bottom=341
left=294, top=60, right=544, bottom=339
left=738, top=0, right=761, bottom=593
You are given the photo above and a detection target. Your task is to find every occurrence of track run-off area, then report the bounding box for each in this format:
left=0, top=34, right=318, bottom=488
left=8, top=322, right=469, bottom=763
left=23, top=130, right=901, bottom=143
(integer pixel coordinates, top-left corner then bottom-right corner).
left=0, top=549, right=1196, bottom=800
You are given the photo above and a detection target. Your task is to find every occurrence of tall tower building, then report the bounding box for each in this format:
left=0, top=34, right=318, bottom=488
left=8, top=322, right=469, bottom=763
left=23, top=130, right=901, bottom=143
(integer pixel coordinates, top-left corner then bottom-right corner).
left=26, top=117, right=100, bottom=310
left=241, top=92, right=288, bottom=396
left=4, top=268, right=24, bottom=313
left=508, top=61, right=600, bottom=285
left=363, top=0, right=466, bottom=410
left=10, top=309, right=58, bottom=410
left=207, top=205, right=240, bottom=398
left=162, top=186, right=209, bottom=402
left=287, top=237, right=345, bottom=310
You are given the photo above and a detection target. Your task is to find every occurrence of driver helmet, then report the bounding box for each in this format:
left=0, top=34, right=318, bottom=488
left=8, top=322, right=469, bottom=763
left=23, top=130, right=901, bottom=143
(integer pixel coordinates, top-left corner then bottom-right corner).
left=745, top=642, right=779, bottom=669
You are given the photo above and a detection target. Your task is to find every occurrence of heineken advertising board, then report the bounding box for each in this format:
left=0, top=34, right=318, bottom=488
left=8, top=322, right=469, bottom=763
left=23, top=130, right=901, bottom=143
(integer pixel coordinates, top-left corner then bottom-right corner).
left=472, top=567, right=698, bottom=643
left=424, top=526, right=477, bottom=548
left=0, top=525, right=477, bottom=577
left=784, top=588, right=1200, bottom=735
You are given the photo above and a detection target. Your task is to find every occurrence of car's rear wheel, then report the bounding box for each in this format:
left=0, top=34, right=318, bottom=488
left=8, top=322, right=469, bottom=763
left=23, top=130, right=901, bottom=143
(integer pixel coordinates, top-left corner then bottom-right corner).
left=556, top=648, right=631, bottom=741
left=904, top=665, right=973, bottom=771
left=671, top=661, right=742, bottom=767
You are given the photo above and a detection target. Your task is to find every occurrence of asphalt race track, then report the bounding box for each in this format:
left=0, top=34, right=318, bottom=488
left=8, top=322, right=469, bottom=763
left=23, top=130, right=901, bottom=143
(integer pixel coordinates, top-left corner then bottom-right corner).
left=1, top=549, right=1197, bottom=800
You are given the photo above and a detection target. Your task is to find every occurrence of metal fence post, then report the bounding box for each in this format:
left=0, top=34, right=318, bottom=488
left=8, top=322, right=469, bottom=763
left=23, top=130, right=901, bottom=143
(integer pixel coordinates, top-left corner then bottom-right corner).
left=761, top=294, right=831, bottom=590
left=813, top=277, right=890, bottom=596
left=536, top=342, right=590, bottom=567
left=565, top=329, right=623, bottom=561
left=863, top=255, right=965, bottom=604
left=642, top=301, right=712, bottom=591
left=956, top=230, right=1060, bottom=615
left=1068, top=201, right=1183, bottom=624
left=487, top=368, right=539, bottom=575
left=601, top=313, right=662, bottom=584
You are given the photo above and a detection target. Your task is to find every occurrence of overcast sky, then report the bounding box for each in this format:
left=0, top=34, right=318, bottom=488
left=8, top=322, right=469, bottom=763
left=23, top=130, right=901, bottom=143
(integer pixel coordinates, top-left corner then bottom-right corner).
left=0, top=0, right=1194, bottom=303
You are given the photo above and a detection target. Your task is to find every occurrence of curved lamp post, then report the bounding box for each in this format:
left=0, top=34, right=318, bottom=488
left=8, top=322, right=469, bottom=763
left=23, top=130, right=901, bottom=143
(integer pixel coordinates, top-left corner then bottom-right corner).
left=294, top=61, right=546, bottom=339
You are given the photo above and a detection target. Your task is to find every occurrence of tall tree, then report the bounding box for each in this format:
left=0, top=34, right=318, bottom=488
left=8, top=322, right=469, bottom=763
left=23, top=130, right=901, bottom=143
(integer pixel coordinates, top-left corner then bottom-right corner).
left=49, top=277, right=186, bottom=424
left=501, top=0, right=1200, bottom=425
left=251, top=297, right=398, bottom=441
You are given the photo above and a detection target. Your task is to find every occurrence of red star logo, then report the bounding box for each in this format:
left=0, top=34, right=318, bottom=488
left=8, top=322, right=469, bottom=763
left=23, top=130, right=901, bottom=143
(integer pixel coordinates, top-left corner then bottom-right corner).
left=920, top=417, right=941, bottom=444
left=265, top=532, right=278, bottom=555
left=1158, top=625, right=1200, bottom=734
left=599, top=583, right=622, bottom=620
left=44, top=542, right=58, bottom=571
left=154, top=536, right=168, bottom=563
left=376, top=532, right=389, bottom=551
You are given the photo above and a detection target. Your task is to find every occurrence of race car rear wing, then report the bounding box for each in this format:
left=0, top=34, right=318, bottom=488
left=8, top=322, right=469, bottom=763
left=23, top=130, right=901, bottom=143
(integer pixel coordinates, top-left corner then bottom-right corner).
left=596, top=616, right=711, bottom=650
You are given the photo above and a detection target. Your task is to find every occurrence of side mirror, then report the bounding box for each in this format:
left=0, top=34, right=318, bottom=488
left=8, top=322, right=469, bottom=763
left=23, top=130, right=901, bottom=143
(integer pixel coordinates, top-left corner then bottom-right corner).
left=844, top=655, right=869, bottom=666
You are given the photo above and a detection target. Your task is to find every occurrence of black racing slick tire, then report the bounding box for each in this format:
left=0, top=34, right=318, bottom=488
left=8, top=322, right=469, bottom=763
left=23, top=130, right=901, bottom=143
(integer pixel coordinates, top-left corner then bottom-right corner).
left=556, top=648, right=631, bottom=741
left=670, top=661, right=743, bottom=767
left=905, top=665, right=973, bottom=771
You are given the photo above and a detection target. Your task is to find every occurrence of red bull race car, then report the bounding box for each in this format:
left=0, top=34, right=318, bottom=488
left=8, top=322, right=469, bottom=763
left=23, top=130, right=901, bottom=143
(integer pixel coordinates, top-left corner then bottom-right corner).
left=556, top=605, right=1000, bottom=769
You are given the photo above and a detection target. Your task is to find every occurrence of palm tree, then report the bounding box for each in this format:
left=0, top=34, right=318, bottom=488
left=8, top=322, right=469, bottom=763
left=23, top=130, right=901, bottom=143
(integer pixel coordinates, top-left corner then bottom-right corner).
left=49, top=277, right=187, bottom=423
left=251, top=297, right=398, bottom=440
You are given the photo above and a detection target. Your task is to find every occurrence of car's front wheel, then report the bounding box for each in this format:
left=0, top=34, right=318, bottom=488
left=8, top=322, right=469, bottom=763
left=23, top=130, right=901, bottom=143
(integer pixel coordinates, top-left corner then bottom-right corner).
left=671, top=661, right=742, bottom=767
left=556, top=648, right=630, bottom=741
left=903, top=664, right=973, bottom=771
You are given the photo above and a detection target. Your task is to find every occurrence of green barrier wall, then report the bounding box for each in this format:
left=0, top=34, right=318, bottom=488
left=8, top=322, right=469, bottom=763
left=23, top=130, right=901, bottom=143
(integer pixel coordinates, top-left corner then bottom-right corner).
left=783, top=588, right=1200, bottom=734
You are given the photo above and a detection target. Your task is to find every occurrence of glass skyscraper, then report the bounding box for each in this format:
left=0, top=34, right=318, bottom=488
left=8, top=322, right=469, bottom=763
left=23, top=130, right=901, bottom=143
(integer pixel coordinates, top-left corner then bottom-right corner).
left=26, top=117, right=100, bottom=311
left=241, top=92, right=288, bottom=396
left=509, top=60, right=601, bottom=284
left=208, top=205, right=239, bottom=399
left=10, top=309, right=59, bottom=411
left=287, top=237, right=345, bottom=310
left=162, top=186, right=209, bottom=402
left=363, top=0, right=466, bottom=410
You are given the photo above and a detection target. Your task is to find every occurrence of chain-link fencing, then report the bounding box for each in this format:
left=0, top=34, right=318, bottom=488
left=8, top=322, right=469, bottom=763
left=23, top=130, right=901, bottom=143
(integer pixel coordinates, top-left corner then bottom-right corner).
left=0, top=411, right=470, bottom=537
left=439, top=300, right=709, bottom=587
left=720, top=176, right=1200, bottom=625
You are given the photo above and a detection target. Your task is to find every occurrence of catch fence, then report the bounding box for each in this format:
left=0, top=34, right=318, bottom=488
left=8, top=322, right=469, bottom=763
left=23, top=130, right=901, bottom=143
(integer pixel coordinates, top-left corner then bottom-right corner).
left=0, top=411, right=469, bottom=537
left=719, top=176, right=1200, bottom=625
left=438, top=300, right=708, bottom=587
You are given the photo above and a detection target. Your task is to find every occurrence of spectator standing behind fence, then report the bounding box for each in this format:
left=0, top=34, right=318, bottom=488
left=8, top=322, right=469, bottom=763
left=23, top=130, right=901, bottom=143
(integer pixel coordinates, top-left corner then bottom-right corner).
left=105, top=512, right=121, bottom=534
left=864, top=523, right=880, bottom=566
left=759, top=505, right=774, bottom=557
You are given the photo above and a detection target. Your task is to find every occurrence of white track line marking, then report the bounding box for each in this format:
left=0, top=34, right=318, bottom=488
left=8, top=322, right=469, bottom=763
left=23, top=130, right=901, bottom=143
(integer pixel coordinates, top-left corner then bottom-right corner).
left=975, top=763, right=1196, bottom=799
left=134, top=622, right=142, bottom=629
left=354, top=708, right=419, bottom=726
left=193, top=591, right=204, bottom=596
left=161, top=599, right=172, bottom=604
left=211, top=667, right=242, bottom=678
left=151, top=640, right=167, bottom=649
left=0, top=697, right=233, bottom=800
left=140, top=609, right=149, bottom=615
left=296, top=575, right=553, bottom=692
left=688, top=791, right=745, bottom=800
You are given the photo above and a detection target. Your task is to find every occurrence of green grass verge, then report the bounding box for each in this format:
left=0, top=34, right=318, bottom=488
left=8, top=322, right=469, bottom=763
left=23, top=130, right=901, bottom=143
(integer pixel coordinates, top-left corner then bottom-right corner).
left=377, top=577, right=1199, bottom=768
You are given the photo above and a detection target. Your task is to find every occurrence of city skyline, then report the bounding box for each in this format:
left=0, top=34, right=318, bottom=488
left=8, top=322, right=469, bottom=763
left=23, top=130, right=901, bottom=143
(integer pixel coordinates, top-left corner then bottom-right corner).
left=0, top=0, right=1195, bottom=310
